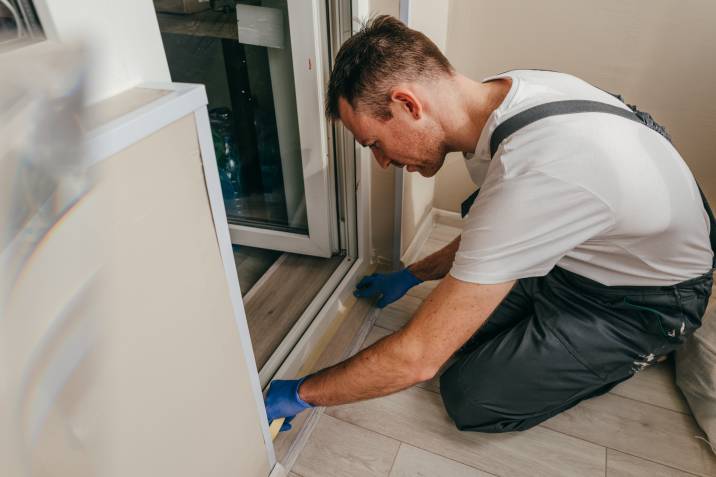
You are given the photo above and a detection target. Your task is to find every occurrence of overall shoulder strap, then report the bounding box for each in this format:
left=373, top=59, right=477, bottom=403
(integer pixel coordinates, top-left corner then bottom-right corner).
left=486, top=98, right=716, bottom=268
left=489, top=99, right=641, bottom=158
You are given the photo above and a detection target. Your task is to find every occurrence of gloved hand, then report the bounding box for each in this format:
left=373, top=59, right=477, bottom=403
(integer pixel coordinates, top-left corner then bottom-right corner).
left=353, top=268, right=422, bottom=308
left=264, top=378, right=313, bottom=432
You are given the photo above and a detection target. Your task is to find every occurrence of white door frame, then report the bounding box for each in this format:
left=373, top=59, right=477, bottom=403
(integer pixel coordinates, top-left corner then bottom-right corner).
left=228, top=0, right=337, bottom=258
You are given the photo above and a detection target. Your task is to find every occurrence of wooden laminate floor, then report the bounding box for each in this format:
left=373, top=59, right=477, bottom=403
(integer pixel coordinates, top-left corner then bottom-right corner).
left=233, top=245, right=281, bottom=296
left=245, top=252, right=345, bottom=370
left=291, top=222, right=716, bottom=477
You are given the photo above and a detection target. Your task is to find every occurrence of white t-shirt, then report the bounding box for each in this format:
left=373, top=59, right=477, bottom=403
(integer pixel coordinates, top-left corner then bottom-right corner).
left=450, top=70, right=713, bottom=286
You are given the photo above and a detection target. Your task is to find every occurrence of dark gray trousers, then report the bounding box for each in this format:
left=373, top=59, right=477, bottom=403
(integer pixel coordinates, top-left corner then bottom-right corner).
left=439, top=266, right=713, bottom=433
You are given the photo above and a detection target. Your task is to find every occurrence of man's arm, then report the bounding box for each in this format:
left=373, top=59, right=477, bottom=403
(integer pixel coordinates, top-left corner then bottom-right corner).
left=408, top=235, right=461, bottom=281
left=298, top=274, right=515, bottom=406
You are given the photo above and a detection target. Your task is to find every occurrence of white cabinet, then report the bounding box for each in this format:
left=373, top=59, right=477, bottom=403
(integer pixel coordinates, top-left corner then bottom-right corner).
left=2, top=85, right=275, bottom=477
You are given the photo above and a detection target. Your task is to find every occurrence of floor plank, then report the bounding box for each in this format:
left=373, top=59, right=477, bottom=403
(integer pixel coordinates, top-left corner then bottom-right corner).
left=606, top=449, right=698, bottom=477
left=245, top=253, right=344, bottom=370
left=542, top=392, right=716, bottom=476
left=326, top=386, right=606, bottom=477
left=232, top=245, right=280, bottom=295
left=361, top=326, right=393, bottom=350
left=375, top=295, right=421, bottom=331
left=292, top=414, right=400, bottom=477
left=389, top=443, right=495, bottom=477
left=609, top=361, right=690, bottom=414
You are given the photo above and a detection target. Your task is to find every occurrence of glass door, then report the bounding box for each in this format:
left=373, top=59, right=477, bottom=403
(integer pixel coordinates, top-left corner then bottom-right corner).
left=156, top=0, right=336, bottom=257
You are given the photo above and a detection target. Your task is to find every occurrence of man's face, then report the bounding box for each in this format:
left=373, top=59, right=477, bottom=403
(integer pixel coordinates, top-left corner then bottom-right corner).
left=338, top=97, right=446, bottom=177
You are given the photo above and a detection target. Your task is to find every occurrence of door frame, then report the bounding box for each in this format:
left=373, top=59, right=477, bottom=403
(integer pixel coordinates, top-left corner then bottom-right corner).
left=227, top=0, right=338, bottom=258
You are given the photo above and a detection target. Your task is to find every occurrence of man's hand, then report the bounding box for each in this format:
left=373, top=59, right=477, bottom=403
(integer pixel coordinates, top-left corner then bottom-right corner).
left=354, top=268, right=422, bottom=308
left=264, top=378, right=313, bottom=432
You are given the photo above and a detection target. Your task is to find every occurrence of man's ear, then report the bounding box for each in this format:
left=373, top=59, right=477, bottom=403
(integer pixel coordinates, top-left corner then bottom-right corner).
left=390, top=88, right=422, bottom=120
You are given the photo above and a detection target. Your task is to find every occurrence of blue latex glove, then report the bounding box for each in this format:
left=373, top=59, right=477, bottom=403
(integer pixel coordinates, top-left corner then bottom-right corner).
left=264, top=378, right=313, bottom=432
left=353, top=268, right=422, bottom=308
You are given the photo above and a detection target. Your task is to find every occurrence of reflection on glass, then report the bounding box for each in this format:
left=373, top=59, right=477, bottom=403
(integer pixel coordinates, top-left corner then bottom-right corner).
left=155, top=0, right=307, bottom=233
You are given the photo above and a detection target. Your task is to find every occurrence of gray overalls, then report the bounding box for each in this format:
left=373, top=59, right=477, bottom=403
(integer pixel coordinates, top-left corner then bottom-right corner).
left=440, top=98, right=715, bottom=433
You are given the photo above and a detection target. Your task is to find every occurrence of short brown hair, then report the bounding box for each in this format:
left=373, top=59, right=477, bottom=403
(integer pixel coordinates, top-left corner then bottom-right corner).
left=326, top=15, right=453, bottom=121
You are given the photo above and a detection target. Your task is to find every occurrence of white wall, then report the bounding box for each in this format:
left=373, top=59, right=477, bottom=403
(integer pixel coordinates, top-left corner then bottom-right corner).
left=355, top=0, right=452, bottom=259
left=354, top=0, right=456, bottom=260
left=435, top=0, right=716, bottom=211
left=33, top=0, right=170, bottom=104
left=399, top=0, right=450, bottom=256
left=356, top=0, right=400, bottom=263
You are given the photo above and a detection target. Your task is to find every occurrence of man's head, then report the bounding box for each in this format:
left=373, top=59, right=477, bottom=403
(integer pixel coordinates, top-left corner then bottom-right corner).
left=326, top=15, right=455, bottom=177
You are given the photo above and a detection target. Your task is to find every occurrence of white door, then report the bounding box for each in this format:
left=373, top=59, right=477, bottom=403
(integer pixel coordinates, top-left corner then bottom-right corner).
left=218, top=0, right=335, bottom=257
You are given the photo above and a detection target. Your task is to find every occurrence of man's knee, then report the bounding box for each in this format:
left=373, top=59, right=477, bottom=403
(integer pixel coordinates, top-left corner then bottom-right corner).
left=439, top=364, right=538, bottom=433
left=439, top=367, right=491, bottom=430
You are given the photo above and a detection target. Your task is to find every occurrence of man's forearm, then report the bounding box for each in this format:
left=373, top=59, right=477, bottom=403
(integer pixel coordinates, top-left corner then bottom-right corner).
left=298, top=329, right=429, bottom=406
left=297, top=238, right=464, bottom=405
left=408, top=235, right=460, bottom=281
left=296, top=274, right=515, bottom=408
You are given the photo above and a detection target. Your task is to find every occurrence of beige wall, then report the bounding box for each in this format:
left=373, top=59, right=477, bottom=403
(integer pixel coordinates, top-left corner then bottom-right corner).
left=334, top=0, right=448, bottom=261
left=102, top=114, right=270, bottom=477
left=399, top=0, right=451, bottom=255
left=1, top=93, right=271, bottom=476
left=435, top=0, right=716, bottom=211
left=360, top=0, right=400, bottom=263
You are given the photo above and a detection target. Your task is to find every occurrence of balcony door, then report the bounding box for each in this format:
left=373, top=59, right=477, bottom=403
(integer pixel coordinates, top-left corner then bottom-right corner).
left=157, top=0, right=336, bottom=257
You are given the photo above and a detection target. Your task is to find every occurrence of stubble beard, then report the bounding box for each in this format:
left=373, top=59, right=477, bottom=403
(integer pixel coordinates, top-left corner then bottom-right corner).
left=420, top=137, right=447, bottom=177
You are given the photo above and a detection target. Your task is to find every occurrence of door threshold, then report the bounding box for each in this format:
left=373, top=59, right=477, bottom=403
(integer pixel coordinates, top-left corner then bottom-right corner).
left=272, top=291, right=381, bottom=468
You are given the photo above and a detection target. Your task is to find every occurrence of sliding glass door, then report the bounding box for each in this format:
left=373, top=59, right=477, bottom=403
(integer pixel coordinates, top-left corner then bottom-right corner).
left=157, top=0, right=336, bottom=257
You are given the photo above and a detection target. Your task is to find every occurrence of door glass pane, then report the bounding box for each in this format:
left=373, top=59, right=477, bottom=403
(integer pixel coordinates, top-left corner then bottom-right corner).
left=155, top=0, right=308, bottom=233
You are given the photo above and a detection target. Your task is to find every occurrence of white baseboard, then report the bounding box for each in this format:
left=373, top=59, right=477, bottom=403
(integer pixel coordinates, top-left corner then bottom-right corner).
left=399, top=208, right=464, bottom=268
left=370, top=253, right=393, bottom=271
left=400, top=209, right=436, bottom=267
left=433, top=208, right=462, bottom=228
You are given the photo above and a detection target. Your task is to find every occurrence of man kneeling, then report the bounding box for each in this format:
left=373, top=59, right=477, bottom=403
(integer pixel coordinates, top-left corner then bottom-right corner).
left=264, top=15, right=714, bottom=434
